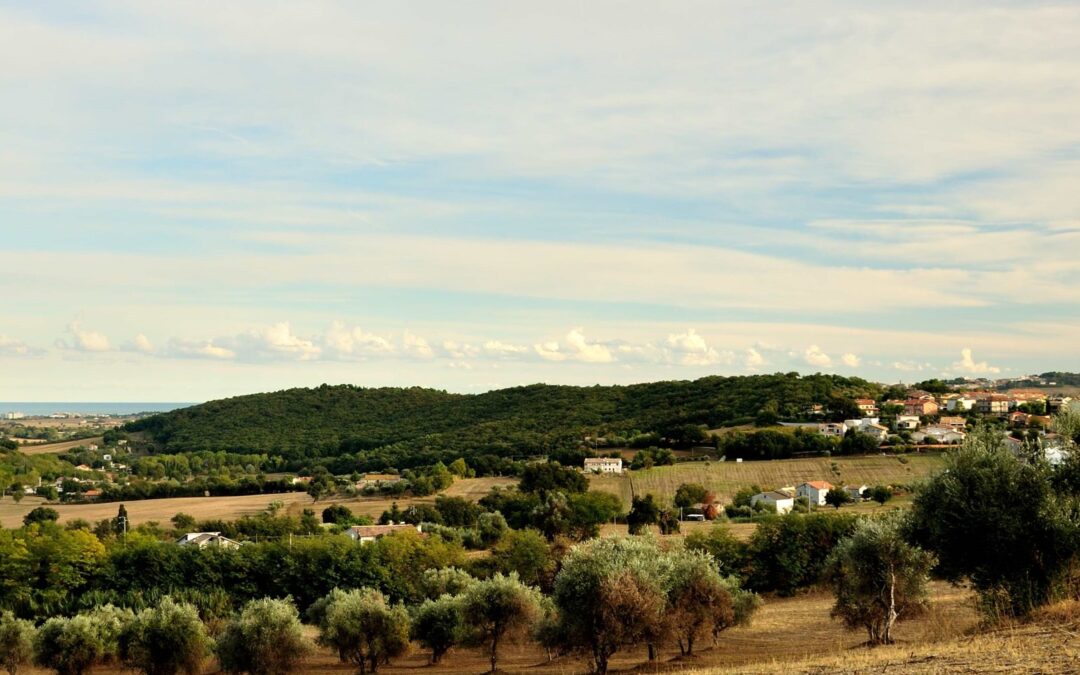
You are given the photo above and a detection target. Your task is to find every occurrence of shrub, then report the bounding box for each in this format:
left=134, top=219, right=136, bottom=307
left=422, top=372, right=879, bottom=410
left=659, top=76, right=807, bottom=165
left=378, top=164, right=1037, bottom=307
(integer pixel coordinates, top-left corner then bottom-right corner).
left=34, top=615, right=106, bottom=675
left=216, top=598, right=311, bottom=675
left=0, top=611, right=34, bottom=675
left=119, top=597, right=210, bottom=675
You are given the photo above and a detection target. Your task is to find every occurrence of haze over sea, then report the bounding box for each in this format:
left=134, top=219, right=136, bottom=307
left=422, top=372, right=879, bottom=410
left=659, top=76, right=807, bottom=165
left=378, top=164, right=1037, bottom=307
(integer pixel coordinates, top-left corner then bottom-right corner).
left=0, top=403, right=195, bottom=416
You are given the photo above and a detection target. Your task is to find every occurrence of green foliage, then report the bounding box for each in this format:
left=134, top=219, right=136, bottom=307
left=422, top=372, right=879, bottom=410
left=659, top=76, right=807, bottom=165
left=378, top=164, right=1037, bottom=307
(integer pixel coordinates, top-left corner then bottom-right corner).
left=825, top=487, right=852, bottom=509
left=489, top=530, right=554, bottom=590
left=825, top=516, right=935, bottom=645
left=317, top=588, right=410, bottom=674
left=33, top=614, right=111, bottom=675
left=627, top=495, right=661, bottom=534
left=321, top=504, right=354, bottom=525
left=127, top=375, right=882, bottom=471
left=551, top=536, right=757, bottom=673
left=118, top=597, right=210, bottom=675
left=684, top=526, right=748, bottom=576
left=745, top=514, right=859, bottom=595
left=908, top=431, right=1080, bottom=617
left=22, top=507, right=59, bottom=527
left=411, top=595, right=462, bottom=664
left=518, top=463, right=587, bottom=495
left=216, top=598, right=311, bottom=675
left=673, top=482, right=708, bottom=509
left=459, top=573, right=542, bottom=673
left=869, top=485, right=893, bottom=505
left=0, top=611, right=33, bottom=675
left=418, top=568, right=476, bottom=601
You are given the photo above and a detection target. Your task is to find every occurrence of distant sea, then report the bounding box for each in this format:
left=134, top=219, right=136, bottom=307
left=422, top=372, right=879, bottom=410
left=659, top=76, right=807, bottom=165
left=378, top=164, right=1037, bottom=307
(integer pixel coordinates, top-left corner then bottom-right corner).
left=0, top=402, right=195, bottom=416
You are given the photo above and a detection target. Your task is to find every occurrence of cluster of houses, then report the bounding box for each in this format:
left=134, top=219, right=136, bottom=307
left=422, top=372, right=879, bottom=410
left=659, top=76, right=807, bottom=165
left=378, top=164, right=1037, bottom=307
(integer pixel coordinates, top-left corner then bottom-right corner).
left=749, top=481, right=867, bottom=514
left=802, top=390, right=1072, bottom=447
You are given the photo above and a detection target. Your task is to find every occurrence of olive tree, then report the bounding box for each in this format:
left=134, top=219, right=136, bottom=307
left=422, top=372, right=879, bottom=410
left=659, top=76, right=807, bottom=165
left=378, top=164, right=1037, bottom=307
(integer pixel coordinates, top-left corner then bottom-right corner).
left=552, top=537, right=669, bottom=674
left=410, top=595, right=461, bottom=664
left=119, top=597, right=211, bottom=675
left=826, top=516, right=935, bottom=645
left=664, top=549, right=737, bottom=656
left=0, top=611, right=34, bottom=675
left=908, top=428, right=1078, bottom=617
left=419, top=567, right=476, bottom=600
left=317, top=589, right=410, bottom=674
left=459, top=573, right=542, bottom=673
left=216, top=598, right=312, bottom=675
left=33, top=615, right=106, bottom=675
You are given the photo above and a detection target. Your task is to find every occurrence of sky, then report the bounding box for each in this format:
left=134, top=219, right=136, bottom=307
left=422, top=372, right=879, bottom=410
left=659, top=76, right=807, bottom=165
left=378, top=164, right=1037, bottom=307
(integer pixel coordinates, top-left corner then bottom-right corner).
left=2, top=1, right=1080, bottom=401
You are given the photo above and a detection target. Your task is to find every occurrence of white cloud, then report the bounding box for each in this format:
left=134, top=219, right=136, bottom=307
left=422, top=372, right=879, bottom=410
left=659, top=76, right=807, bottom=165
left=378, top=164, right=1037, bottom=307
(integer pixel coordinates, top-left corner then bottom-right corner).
left=840, top=353, right=861, bottom=368
left=322, top=321, right=395, bottom=359
left=65, top=322, right=111, bottom=352
left=482, top=340, right=528, bottom=356
left=951, top=347, right=1001, bottom=375
left=441, top=340, right=479, bottom=359
left=121, top=333, right=155, bottom=354
left=534, top=340, right=566, bottom=362
left=232, top=322, right=321, bottom=361
left=664, top=329, right=731, bottom=366
left=165, top=338, right=236, bottom=360
left=803, top=345, right=833, bottom=368
left=564, top=328, right=615, bottom=364
left=0, top=334, right=42, bottom=357
left=744, top=348, right=766, bottom=370
left=402, top=331, right=434, bottom=359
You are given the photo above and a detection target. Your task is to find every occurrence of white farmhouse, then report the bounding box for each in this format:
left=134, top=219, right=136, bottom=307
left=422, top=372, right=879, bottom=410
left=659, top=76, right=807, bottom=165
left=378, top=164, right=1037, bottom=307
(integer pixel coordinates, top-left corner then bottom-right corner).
left=176, top=532, right=242, bottom=550
left=345, top=523, right=421, bottom=544
left=583, top=457, right=623, bottom=474
left=750, top=491, right=795, bottom=515
left=796, top=481, right=834, bottom=506
left=896, top=415, right=921, bottom=431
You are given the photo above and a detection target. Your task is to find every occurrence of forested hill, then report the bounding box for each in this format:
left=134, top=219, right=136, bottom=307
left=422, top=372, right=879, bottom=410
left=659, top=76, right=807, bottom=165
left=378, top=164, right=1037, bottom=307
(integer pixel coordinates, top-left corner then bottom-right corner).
left=127, top=374, right=881, bottom=469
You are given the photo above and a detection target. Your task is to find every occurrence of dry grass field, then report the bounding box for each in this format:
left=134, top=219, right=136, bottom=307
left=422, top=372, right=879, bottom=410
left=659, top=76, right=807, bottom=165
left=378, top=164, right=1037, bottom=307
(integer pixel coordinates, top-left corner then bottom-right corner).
left=0, top=476, right=517, bottom=528
left=13, top=435, right=105, bottom=455
left=591, top=454, right=944, bottom=508
left=14, top=581, right=989, bottom=675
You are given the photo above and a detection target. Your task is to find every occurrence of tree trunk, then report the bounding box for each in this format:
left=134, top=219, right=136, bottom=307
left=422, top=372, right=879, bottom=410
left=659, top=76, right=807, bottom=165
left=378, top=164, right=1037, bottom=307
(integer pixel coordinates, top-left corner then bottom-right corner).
left=687, top=635, right=694, bottom=656
left=884, top=568, right=898, bottom=645
left=648, top=644, right=657, bottom=661
left=490, top=634, right=499, bottom=673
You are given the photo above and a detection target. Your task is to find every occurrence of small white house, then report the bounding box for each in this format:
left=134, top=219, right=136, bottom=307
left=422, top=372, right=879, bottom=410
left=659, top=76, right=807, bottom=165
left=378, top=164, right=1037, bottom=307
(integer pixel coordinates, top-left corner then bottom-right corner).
left=818, top=423, right=846, bottom=438
left=947, top=397, right=977, bottom=412
left=345, top=523, right=421, bottom=544
left=176, top=532, right=242, bottom=550
left=862, top=423, right=890, bottom=442
left=796, top=481, right=834, bottom=506
left=913, top=427, right=966, bottom=444
left=845, top=484, right=868, bottom=501
left=583, top=457, right=623, bottom=474
left=896, top=415, right=921, bottom=431
left=750, top=491, right=795, bottom=515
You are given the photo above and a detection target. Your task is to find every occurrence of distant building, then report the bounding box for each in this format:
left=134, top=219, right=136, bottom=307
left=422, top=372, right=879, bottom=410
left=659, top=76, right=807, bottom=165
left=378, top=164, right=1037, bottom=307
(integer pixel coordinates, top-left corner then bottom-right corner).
left=896, top=415, right=921, bottom=431
left=177, top=532, right=242, bottom=549
left=844, top=484, right=868, bottom=501
left=946, top=396, right=977, bottom=412
left=750, top=491, right=795, bottom=515
left=976, top=394, right=1011, bottom=416
left=796, top=481, right=834, bottom=506
left=855, top=399, right=879, bottom=416
left=345, top=523, right=421, bottom=544
left=818, top=422, right=846, bottom=438
left=904, top=399, right=939, bottom=417
left=583, top=457, right=623, bottom=474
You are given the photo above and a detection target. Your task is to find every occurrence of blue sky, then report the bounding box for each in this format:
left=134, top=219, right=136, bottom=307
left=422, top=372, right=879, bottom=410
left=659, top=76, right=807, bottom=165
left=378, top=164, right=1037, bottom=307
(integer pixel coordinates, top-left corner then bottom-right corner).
left=2, top=1, right=1080, bottom=400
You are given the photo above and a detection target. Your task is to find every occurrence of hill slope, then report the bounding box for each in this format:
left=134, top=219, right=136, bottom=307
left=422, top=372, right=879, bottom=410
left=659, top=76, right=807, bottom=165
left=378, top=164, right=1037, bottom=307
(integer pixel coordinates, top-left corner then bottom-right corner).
left=128, top=374, right=881, bottom=469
